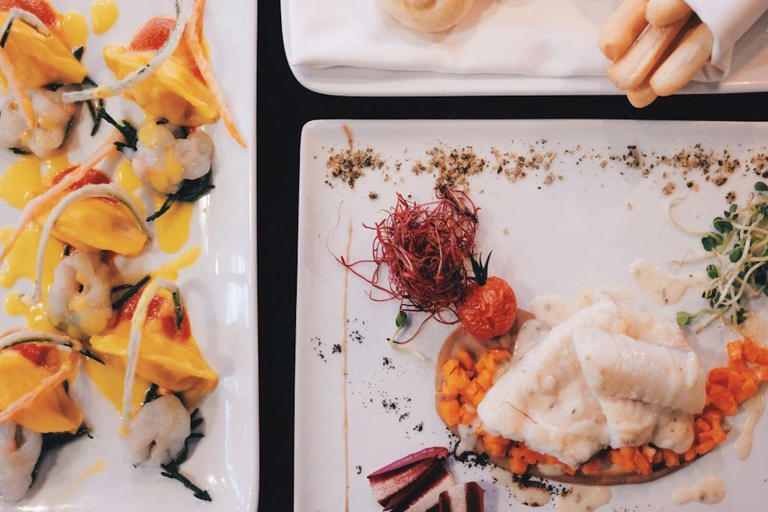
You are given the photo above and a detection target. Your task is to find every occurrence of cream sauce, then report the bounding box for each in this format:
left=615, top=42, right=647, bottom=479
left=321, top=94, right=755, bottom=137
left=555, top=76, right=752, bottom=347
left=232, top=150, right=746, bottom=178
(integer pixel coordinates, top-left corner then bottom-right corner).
left=512, top=318, right=549, bottom=361
left=630, top=259, right=707, bottom=306
left=672, top=477, right=725, bottom=505
left=735, top=393, right=765, bottom=459
left=489, top=466, right=551, bottom=507
left=741, top=313, right=767, bottom=343
left=530, top=295, right=577, bottom=327
left=554, top=486, right=611, bottom=512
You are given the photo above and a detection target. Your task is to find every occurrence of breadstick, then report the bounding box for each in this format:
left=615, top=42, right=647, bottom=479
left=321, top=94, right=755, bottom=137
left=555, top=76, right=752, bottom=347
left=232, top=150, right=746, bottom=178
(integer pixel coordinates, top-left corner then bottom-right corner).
left=605, top=13, right=690, bottom=90
left=599, top=0, right=649, bottom=62
left=650, top=21, right=713, bottom=97
left=646, top=0, right=692, bottom=27
left=627, top=81, right=658, bottom=108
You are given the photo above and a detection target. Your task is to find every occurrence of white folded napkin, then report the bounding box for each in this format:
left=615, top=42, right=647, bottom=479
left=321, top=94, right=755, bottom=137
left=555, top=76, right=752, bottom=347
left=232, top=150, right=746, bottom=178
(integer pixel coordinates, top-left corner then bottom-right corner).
left=286, top=0, right=768, bottom=81
left=687, top=0, right=768, bottom=79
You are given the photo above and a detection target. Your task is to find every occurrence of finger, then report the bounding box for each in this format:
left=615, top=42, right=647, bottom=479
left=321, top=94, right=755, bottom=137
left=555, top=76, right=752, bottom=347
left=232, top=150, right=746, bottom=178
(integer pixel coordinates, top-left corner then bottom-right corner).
left=627, top=81, right=658, bottom=108
left=650, top=21, right=714, bottom=96
left=599, top=0, right=649, bottom=62
left=646, top=0, right=692, bottom=26
left=605, top=13, right=691, bottom=90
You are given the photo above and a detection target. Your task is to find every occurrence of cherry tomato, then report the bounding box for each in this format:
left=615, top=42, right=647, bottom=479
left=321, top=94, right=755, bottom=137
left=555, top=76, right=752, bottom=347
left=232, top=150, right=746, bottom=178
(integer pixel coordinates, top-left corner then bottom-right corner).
left=0, top=0, right=57, bottom=27
left=457, top=253, right=517, bottom=341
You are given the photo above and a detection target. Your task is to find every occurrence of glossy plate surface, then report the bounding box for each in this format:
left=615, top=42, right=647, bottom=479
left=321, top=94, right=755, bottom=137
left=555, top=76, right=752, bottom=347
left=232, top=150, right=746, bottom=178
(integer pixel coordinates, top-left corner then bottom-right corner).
left=2, top=1, right=258, bottom=510
left=296, top=120, right=768, bottom=510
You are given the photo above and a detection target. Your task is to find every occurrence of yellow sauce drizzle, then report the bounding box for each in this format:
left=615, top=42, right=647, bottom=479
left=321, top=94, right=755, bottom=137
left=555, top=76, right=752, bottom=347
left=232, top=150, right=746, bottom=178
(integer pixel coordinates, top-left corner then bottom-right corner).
left=0, top=156, right=42, bottom=209
left=62, top=459, right=107, bottom=499
left=0, top=155, right=70, bottom=209
left=153, top=194, right=194, bottom=254
left=4, top=293, right=57, bottom=332
left=42, top=155, right=71, bottom=186
left=83, top=358, right=148, bottom=413
left=152, top=246, right=201, bottom=281
left=0, top=224, right=64, bottom=290
left=56, top=10, right=89, bottom=50
left=90, top=0, right=119, bottom=35
left=113, top=158, right=146, bottom=217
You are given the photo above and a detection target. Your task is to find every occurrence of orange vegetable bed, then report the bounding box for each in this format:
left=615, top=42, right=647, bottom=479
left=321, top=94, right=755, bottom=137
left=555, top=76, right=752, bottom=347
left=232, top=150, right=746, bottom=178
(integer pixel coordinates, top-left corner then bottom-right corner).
left=438, top=338, right=768, bottom=477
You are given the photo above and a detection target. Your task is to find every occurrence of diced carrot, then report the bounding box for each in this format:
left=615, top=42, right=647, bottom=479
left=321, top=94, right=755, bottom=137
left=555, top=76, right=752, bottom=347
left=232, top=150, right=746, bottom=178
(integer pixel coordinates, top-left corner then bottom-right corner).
left=509, top=457, right=528, bottom=474
left=743, top=339, right=760, bottom=363
left=663, top=449, right=681, bottom=467
left=632, top=451, right=652, bottom=476
left=476, top=369, right=493, bottom=390
left=487, top=349, right=512, bottom=361
left=580, top=458, right=601, bottom=475
left=442, top=359, right=460, bottom=379
left=437, top=399, right=462, bottom=426
left=728, top=341, right=743, bottom=363
left=456, top=350, right=474, bottom=370
left=640, top=444, right=657, bottom=462
left=482, top=434, right=510, bottom=457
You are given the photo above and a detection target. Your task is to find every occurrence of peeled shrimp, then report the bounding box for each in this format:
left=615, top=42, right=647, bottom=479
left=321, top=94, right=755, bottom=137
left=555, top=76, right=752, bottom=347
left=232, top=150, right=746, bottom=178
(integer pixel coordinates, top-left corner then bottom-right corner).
left=126, top=394, right=191, bottom=466
left=133, top=122, right=214, bottom=195
left=0, top=88, right=76, bottom=158
left=47, top=252, right=117, bottom=338
left=0, top=422, right=42, bottom=503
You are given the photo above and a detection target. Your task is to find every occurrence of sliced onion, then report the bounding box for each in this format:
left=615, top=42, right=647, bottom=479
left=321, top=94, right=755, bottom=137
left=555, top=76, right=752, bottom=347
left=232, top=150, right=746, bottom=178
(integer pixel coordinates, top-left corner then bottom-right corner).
left=32, top=183, right=152, bottom=303
left=62, top=0, right=186, bottom=104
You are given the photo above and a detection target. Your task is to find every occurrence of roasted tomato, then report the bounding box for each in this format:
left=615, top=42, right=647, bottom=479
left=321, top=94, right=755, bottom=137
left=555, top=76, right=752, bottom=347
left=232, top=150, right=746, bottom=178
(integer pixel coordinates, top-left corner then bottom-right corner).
left=457, top=253, right=517, bottom=341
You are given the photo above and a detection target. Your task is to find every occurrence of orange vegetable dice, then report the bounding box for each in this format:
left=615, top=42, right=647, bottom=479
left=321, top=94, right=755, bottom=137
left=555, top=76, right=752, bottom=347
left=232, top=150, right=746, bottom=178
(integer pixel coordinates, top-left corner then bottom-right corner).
left=728, top=341, right=743, bottom=363
left=580, top=458, right=601, bottom=475
left=437, top=399, right=462, bottom=426
left=482, top=434, right=510, bottom=457
left=509, top=457, right=528, bottom=474
left=663, top=449, right=681, bottom=467
left=743, top=339, right=760, bottom=363
left=456, top=350, right=474, bottom=370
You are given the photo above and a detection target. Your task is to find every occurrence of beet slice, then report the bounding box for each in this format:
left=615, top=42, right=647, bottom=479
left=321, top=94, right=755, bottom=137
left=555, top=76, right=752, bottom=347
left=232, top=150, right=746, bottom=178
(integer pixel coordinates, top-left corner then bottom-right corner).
left=369, top=458, right=436, bottom=508
left=438, top=482, right=485, bottom=512
left=392, top=463, right=456, bottom=512
left=368, top=447, right=450, bottom=478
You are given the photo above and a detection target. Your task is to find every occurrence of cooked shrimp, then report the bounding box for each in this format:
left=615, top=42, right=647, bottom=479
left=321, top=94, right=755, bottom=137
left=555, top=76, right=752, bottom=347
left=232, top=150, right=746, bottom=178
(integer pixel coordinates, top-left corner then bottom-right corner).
left=0, top=422, right=42, bottom=503
left=132, top=121, right=214, bottom=194
left=0, top=88, right=76, bottom=157
left=47, top=251, right=117, bottom=338
left=126, top=394, right=191, bottom=466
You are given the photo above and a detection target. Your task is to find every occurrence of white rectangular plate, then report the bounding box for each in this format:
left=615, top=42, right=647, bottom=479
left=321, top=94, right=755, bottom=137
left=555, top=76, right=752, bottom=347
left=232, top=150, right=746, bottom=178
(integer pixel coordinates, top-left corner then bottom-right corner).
left=296, top=119, right=768, bottom=510
left=2, top=1, right=258, bottom=510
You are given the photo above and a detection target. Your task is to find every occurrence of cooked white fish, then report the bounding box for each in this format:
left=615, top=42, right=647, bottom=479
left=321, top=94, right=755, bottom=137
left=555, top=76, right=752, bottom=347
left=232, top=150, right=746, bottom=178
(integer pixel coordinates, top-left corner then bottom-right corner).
left=126, top=394, right=190, bottom=466
left=477, top=298, right=705, bottom=468
left=0, top=422, right=42, bottom=503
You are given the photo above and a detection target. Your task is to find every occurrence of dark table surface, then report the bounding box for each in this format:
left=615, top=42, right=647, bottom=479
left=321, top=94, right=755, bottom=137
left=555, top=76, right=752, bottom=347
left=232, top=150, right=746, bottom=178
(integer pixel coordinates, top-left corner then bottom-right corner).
left=256, top=1, right=768, bottom=510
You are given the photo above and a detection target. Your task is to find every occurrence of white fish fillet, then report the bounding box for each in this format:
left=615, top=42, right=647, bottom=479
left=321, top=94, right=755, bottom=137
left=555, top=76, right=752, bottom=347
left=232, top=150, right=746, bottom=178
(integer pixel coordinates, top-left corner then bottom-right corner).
left=477, top=298, right=705, bottom=467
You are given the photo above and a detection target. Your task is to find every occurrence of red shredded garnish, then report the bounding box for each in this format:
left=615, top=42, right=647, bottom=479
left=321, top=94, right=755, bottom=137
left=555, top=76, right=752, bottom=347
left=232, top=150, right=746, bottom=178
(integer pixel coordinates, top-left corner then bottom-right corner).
left=339, top=184, right=479, bottom=327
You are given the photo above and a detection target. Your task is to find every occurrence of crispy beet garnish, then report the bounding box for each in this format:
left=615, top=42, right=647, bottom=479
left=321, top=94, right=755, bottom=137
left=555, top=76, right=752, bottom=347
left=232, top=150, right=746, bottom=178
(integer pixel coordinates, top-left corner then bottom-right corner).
left=368, top=447, right=452, bottom=511
left=438, top=482, right=485, bottom=512
left=368, top=447, right=450, bottom=478
left=392, top=463, right=454, bottom=512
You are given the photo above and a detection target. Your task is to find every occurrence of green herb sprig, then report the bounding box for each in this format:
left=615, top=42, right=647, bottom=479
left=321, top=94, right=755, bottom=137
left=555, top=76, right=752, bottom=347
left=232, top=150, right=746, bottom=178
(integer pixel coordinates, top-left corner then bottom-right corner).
left=159, top=408, right=211, bottom=502
left=146, top=171, right=214, bottom=222
left=111, top=275, right=151, bottom=310
left=678, top=183, right=768, bottom=328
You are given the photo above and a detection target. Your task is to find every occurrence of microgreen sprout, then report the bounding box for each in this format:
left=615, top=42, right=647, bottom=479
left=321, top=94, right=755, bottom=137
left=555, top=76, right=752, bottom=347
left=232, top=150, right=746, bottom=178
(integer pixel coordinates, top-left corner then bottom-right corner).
left=677, top=184, right=768, bottom=329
